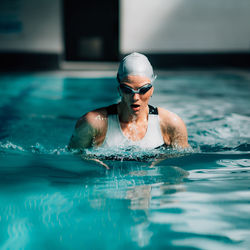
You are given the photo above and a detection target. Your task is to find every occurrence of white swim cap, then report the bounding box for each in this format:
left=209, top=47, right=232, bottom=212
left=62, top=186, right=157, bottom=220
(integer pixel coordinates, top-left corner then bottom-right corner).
left=117, top=52, right=157, bottom=83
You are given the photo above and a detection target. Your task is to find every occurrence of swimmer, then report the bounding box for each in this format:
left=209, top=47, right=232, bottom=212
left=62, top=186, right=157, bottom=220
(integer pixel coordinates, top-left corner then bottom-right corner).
left=69, top=52, right=189, bottom=150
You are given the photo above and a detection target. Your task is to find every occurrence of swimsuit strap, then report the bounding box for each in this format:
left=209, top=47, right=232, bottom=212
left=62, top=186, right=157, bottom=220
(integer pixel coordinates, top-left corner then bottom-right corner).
left=148, top=104, right=158, bottom=115
left=106, top=104, right=118, bottom=115
left=106, top=104, right=158, bottom=115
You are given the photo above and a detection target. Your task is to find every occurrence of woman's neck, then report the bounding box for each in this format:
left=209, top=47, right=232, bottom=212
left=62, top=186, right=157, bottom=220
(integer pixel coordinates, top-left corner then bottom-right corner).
left=117, top=102, right=149, bottom=124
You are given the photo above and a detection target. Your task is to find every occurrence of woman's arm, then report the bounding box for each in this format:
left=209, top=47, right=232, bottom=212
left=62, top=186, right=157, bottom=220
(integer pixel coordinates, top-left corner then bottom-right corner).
left=158, top=107, right=189, bottom=148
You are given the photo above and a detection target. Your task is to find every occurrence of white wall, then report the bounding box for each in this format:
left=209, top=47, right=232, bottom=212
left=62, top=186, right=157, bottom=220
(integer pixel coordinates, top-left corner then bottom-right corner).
left=120, top=0, right=250, bottom=54
left=0, top=0, right=63, bottom=53
left=1, top=0, right=249, bottom=56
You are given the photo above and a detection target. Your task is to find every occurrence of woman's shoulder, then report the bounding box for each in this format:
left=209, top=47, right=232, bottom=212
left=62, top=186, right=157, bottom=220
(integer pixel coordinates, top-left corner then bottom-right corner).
left=76, top=104, right=117, bottom=130
left=157, top=107, right=183, bottom=125
left=76, top=107, right=108, bottom=128
left=157, top=106, right=189, bottom=147
left=157, top=107, right=187, bottom=135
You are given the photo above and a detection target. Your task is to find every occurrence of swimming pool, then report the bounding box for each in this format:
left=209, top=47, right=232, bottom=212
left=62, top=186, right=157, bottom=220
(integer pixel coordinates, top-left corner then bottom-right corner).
left=0, top=70, right=250, bottom=249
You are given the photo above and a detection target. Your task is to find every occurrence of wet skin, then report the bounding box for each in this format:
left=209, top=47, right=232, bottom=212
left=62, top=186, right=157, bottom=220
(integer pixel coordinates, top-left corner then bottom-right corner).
left=117, top=76, right=154, bottom=141
left=69, top=75, right=189, bottom=149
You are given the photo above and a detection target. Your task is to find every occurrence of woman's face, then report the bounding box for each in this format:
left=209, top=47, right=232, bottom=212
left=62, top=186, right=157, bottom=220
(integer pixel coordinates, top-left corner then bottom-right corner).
left=119, top=75, right=154, bottom=114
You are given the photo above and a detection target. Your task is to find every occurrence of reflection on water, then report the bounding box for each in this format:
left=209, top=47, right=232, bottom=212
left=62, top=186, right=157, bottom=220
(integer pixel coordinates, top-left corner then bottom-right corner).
left=1, top=156, right=250, bottom=249
left=1, top=153, right=250, bottom=249
left=0, top=154, right=190, bottom=249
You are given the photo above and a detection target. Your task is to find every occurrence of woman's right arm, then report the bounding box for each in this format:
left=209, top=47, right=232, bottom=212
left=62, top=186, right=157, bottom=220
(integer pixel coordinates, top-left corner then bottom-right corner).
left=68, top=114, right=95, bottom=150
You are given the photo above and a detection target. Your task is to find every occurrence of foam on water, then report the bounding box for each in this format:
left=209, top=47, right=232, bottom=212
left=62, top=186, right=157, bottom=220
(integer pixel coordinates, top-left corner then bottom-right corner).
left=0, top=138, right=249, bottom=162
left=0, top=141, right=70, bottom=156
left=81, top=145, right=195, bottom=161
left=0, top=140, right=195, bottom=164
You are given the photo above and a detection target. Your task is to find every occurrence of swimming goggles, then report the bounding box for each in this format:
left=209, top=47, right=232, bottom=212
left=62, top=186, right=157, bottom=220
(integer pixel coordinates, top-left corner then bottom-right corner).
left=119, top=83, right=152, bottom=95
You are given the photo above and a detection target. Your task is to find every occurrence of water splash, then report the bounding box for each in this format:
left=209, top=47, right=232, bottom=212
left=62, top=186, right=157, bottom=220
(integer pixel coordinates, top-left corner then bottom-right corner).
left=1, top=139, right=249, bottom=162
left=0, top=141, right=25, bottom=152
left=81, top=145, right=195, bottom=162
left=0, top=141, right=70, bottom=156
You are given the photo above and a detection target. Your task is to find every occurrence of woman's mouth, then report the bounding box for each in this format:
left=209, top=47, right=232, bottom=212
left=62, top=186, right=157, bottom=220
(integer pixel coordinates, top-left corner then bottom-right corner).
left=131, top=104, right=140, bottom=111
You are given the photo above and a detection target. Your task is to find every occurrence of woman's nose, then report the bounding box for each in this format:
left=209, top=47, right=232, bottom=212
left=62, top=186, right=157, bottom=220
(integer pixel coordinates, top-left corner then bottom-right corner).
left=132, top=93, right=140, bottom=101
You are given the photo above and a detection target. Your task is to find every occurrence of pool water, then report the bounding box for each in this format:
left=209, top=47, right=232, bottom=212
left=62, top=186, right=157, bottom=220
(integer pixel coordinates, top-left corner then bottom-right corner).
left=0, top=70, right=250, bottom=249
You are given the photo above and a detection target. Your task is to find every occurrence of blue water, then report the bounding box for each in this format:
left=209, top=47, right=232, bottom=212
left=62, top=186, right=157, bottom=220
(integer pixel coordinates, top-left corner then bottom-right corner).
left=0, top=71, right=250, bottom=249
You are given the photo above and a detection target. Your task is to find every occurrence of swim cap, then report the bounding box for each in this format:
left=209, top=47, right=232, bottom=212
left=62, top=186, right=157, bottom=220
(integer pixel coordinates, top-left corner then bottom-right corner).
left=117, top=52, right=157, bottom=83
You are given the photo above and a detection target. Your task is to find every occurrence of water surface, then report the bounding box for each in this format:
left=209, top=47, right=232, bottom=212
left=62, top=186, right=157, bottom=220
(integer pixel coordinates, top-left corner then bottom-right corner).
left=0, top=70, right=250, bottom=249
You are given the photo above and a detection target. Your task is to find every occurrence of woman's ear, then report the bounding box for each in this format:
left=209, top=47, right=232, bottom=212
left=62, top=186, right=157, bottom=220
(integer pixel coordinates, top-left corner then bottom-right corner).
left=151, top=86, right=154, bottom=97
